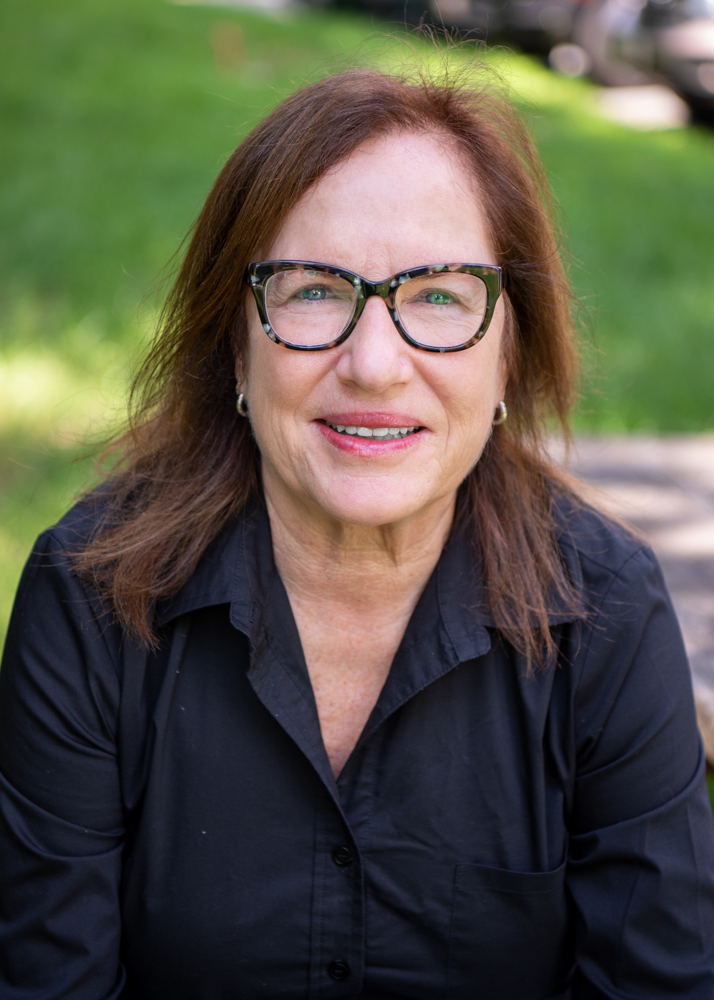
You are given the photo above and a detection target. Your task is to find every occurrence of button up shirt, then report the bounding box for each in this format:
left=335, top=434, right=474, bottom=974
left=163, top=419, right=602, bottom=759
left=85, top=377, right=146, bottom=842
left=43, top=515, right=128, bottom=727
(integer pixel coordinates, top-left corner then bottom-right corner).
left=1, top=497, right=713, bottom=999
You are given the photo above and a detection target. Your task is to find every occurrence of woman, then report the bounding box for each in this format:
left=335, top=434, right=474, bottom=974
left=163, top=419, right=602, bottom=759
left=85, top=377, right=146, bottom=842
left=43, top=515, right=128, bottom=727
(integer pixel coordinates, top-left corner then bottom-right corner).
left=0, top=67, right=712, bottom=999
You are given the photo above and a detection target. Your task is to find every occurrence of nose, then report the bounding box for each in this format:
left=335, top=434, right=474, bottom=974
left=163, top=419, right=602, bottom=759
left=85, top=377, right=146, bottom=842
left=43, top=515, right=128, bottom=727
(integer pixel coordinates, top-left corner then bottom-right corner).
left=334, top=296, right=412, bottom=393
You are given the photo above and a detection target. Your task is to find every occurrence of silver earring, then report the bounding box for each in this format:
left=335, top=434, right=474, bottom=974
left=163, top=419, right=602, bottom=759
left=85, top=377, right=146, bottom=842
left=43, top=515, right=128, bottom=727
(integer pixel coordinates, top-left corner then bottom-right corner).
left=493, top=401, right=507, bottom=425
left=236, top=392, right=249, bottom=418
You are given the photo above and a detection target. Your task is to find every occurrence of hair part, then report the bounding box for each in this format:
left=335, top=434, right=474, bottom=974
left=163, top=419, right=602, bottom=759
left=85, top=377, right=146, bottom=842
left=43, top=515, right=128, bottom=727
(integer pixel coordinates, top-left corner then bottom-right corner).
left=73, top=58, right=583, bottom=666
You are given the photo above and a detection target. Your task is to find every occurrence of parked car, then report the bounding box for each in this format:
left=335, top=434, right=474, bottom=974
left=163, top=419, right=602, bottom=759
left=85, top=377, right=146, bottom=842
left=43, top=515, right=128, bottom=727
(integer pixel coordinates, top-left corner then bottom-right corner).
left=574, top=0, right=714, bottom=119
left=327, top=0, right=714, bottom=120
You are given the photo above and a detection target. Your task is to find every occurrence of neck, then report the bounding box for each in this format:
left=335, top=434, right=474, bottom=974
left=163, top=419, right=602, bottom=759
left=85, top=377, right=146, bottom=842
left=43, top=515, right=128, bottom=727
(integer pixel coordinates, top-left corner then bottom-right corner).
left=263, top=473, right=456, bottom=614
left=261, top=466, right=457, bottom=777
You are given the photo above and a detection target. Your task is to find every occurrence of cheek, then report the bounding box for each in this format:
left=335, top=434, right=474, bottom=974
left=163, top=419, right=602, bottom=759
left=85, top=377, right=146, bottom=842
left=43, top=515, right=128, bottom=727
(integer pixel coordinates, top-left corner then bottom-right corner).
left=437, top=340, right=504, bottom=440
left=245, top=300, right=301, bottom=408
left=245, top=310, right=333, bottom=443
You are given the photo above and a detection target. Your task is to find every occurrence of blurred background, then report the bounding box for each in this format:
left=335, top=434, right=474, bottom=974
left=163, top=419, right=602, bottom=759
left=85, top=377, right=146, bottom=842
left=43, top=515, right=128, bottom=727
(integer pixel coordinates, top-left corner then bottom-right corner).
left=1, top=0, right=713, bottom=795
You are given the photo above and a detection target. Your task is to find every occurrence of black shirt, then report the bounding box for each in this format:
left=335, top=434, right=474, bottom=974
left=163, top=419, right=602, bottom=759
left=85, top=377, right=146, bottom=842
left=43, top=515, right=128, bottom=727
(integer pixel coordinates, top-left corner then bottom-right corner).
left=1, top=497, right=713, bottom=999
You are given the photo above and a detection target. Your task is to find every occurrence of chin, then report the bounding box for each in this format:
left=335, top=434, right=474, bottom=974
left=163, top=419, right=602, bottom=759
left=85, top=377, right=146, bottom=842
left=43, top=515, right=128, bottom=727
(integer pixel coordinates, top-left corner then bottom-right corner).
left=313, top=477, right=434, bottom=528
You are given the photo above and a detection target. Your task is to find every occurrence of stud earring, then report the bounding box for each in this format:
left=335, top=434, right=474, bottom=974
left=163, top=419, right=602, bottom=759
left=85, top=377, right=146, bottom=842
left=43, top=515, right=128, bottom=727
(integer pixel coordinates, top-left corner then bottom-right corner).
left=236, top=387, right=249, bottom=417
left=493, top=401, right=507, bottom=425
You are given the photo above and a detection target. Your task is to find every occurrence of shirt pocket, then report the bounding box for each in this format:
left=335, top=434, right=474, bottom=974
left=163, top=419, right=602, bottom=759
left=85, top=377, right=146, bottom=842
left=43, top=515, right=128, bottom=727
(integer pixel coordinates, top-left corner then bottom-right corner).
left=446, top=860, right=572, bottom=1000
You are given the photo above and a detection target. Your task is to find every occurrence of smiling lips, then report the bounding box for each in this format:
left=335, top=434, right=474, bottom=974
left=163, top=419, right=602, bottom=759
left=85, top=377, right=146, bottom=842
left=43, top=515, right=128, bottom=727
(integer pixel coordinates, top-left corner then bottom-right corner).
left=324, top=421, right=420, bottom=440
left=317, top=415, right=425, bottom=452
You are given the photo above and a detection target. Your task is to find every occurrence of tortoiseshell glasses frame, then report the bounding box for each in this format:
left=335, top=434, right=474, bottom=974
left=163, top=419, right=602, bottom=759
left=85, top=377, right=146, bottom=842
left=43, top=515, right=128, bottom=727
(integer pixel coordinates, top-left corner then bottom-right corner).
left=246, top=260, right=503, bottom=354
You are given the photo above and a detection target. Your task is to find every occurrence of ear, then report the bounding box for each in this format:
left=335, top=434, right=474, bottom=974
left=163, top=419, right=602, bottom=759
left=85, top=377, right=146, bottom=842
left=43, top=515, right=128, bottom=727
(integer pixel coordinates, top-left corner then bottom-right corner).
left=496, top=291, right=515, bottom=403
left=497, top=351, right=508, bottom=403
left=234, top=357, right=247, bottom=394
left=234, top=301, right=251, bottom=394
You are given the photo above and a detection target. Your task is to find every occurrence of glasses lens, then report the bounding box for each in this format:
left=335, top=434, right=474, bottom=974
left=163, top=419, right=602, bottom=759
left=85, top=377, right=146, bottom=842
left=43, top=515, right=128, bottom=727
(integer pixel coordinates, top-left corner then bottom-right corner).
left=395, top=272, right=488, bottom=349
left=264, top=268, right=358, bottom=348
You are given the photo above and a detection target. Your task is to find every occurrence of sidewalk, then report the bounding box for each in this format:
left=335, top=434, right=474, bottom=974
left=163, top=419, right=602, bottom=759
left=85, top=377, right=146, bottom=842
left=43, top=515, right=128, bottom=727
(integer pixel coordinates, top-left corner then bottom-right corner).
left=558, top=436, right=714, bottom=763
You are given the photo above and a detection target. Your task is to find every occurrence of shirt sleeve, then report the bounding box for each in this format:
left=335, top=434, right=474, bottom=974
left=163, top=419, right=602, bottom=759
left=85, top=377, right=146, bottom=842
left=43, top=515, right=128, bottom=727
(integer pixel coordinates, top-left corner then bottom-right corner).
left=567, top=545, right=714, bottom=998
left=0, top=530, right=126, bottom=999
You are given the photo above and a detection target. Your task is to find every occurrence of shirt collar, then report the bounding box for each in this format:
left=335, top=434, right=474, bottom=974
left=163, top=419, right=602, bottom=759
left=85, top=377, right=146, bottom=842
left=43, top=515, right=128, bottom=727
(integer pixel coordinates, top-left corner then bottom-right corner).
left=160, top=501, right=496, bottom=639
left=159, top=497, right=584, bottom=637
left=159, top=500, right=583, bottom=794
left=158, top=503, right=494, bottom=792
left=351, top=531, right=493, bottom=759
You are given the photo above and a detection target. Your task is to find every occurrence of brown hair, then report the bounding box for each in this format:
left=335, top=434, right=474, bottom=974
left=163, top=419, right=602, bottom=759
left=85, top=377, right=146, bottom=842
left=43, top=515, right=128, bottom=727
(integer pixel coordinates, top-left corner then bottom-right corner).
left=74, top=62, right=582, bottom=663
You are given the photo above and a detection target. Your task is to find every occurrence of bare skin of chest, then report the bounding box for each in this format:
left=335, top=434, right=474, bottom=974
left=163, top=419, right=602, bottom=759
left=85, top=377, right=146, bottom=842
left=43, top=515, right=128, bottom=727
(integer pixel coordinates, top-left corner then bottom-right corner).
left=267, top=486, right=456, bottom=779
left=287, top=598, right=412, bottom=776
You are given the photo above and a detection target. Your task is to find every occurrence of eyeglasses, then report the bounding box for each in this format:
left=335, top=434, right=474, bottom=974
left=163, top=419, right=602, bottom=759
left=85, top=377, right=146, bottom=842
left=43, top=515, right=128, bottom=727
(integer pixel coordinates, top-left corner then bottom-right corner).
left=247, top=260, right=502, bottom=353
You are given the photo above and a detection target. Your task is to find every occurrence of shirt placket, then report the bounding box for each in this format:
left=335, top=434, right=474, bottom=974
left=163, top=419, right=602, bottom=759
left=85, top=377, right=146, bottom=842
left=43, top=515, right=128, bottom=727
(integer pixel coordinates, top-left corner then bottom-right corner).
left=234, top=508, right=494, bottom=998
left=308, top=789, right=365, bottom=998
left=241, top=571, right=366, bottom=997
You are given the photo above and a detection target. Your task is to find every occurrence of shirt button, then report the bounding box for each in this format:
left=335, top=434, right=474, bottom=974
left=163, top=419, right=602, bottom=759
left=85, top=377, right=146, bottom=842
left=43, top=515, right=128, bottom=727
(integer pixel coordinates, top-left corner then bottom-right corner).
left=328, top=960, right=350, bottom=981
left=332, top=846, right=353, bottom=867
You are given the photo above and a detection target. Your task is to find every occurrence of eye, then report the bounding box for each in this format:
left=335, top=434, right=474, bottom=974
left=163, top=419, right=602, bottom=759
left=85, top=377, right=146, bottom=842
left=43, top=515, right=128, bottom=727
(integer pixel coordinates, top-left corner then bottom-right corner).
left=422, top=289, right=455, bottom=306
left=296, top=286, right=328, bottom=301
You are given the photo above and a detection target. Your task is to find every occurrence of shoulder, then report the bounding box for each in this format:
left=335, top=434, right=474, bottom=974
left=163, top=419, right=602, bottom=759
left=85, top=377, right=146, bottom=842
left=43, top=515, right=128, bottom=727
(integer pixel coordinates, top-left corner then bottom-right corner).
left=2, top=492, right=129, bottom=687
left=0, top=495, right=127, bottom=837
left=552, top=487, right=663, bottom=613
left=549, top=487, right=699, bottom=785
left=3, top=499, right=110, bottom=642
left=4, top=486, right=121, bottom=597
left=39, top=486, right=117, bottom=556
left=28, top=490, right=261, bottom=633
left=547, top=493, right=705, bottom=840
left=551, top=488, right=694, bottom=746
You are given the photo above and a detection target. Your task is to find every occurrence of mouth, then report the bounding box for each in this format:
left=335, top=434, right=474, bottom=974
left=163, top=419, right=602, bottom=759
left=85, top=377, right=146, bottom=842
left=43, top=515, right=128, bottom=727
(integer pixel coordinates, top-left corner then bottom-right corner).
left=322, top=420, right=422, bottom=440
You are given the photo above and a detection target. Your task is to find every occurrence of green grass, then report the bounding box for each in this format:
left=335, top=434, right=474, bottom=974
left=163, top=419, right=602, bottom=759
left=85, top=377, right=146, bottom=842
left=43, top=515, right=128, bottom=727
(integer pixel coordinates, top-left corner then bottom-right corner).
left=531, top=106, right=714, bottom=433
left=1, top=0, right=714, bottom=646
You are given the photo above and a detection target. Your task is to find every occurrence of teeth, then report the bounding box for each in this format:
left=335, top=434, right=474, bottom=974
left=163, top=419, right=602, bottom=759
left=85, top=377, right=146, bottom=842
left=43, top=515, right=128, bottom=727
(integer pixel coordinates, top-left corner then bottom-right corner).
left=327, top=423, right=419, bottom=439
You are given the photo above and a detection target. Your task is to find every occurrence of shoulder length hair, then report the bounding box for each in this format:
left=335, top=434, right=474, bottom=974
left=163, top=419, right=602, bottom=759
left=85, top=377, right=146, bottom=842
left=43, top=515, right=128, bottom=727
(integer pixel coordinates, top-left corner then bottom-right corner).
left=74, top=63, right=582, bottom=664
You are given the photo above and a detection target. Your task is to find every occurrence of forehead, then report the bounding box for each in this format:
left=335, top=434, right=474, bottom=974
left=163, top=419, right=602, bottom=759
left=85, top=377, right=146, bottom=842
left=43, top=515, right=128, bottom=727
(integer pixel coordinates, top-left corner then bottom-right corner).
left=265, top=131, right=495, bottom=279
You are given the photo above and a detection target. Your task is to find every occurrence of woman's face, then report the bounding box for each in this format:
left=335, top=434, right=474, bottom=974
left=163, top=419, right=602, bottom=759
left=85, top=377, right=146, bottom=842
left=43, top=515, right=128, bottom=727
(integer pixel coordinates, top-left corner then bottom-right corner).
left=242, top=131, right=507, bottom=529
